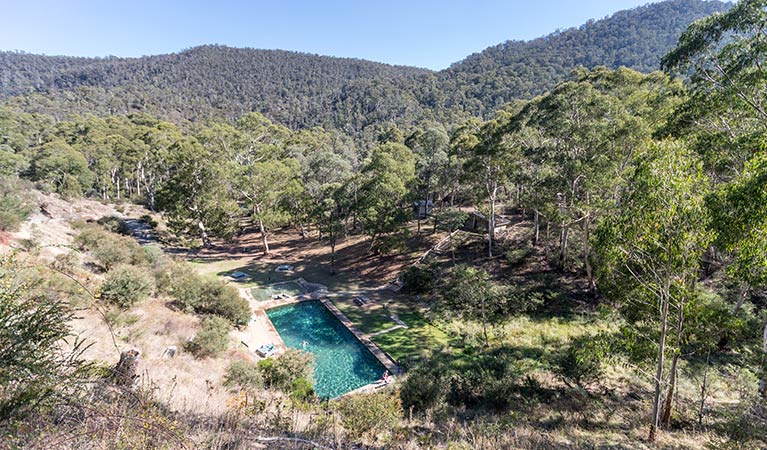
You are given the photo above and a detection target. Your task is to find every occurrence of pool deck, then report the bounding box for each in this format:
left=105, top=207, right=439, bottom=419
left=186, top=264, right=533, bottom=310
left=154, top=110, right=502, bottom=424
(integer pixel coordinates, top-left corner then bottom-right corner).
left=241, top=288, right=401, bottom=376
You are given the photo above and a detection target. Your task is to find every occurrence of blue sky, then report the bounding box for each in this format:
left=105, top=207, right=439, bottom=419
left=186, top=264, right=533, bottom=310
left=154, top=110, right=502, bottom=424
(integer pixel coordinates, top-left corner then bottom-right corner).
left=1, top=0, right=661, bottom=69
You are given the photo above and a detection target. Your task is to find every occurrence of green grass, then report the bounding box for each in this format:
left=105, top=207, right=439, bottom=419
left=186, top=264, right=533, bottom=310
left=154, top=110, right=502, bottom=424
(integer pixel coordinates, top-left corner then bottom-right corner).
left=372, top=315, right=452, bottom=363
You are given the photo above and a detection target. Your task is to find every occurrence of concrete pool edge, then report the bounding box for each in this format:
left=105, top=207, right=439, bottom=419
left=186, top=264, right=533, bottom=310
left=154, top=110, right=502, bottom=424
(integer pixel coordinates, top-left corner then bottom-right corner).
left=256, top=294, right=401, bottom=375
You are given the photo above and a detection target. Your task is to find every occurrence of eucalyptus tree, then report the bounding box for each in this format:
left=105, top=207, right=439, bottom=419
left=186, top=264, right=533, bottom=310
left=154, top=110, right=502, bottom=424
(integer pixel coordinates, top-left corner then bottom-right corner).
left=662, top=0, right=767, bottom=180
left=663, top=0, right=767, bottom=391
left=406, top=124, right=450, bottom=233
left=596, top=141, right=712, bottom=441
left=357, top=142, right=415, bottom=253
left=156, top=138, right=240, bottom=246
left=228, top=113, right=301, bottom=254
left=453, top=116, right=515, bottom=258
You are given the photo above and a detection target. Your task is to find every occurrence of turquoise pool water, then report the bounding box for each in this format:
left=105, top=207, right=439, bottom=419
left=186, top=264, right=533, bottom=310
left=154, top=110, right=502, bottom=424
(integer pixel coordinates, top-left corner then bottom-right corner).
left=266, top=301, right=386, bottom=398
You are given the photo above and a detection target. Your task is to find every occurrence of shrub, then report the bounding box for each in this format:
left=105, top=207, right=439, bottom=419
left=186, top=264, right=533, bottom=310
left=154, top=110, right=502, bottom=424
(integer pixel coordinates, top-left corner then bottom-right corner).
left=401, top=264, right=437, bottom=295
left=159, top=261, right=250, bottom=326
left=140, top=214, right=158, bottom=229
left=0, top=177, right=36, bottom=232
left=223, top=360, right=263, bottom=390
left=337, top=391, right=403, bottom=441
left=554, top=335, right=607, bottom=390
left=0, top=255, right=90, bottom=420
left=258, top=349, right=315, bottom=392
left=289, top=377, right=315, bottom=403
left=74, top=225, right=146, bottom=270
left=96, top=215, right=131, bottom=235
left=399, top=367, right=444, bottom=412
left=505, top=246, right=532, bottom=267
left=198, top=281, right=251, bottom=326
left=101, top=265, right=155, bottom=308
left=184, top=316, right=231, bottom=358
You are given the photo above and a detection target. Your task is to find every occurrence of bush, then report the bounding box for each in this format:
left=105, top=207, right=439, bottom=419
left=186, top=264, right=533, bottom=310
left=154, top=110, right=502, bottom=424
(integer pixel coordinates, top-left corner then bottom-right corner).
left=401, top=264, right=437, bottom=295
left=0, top=255, right=90, bottom=420
left=0, top=177, right=36, bottom=232
left=554, top=335, right=607, bottom=390
left=140, top=214, right=158, bottom=229
left=400, top=366, right=444, bottom=412
left=96, top=215, right=131, bottom=235
left=196, top=281, right=251, bottom=326
left=223, top=360, right=263, bottom=390
left=74, top=226, right=146, bottom=270
left=159, top=261, right=250, bottom=326
left=337, top=391, right=403, bottom=440
left=505, top=246, right=532, bottom=267
left=101, top=265, right=155, bottom=308
left=289, top=377, right=315, bottom=403
left=257, top=349, right=315, bottom=392
left=184, top=316, right=231, bottom=358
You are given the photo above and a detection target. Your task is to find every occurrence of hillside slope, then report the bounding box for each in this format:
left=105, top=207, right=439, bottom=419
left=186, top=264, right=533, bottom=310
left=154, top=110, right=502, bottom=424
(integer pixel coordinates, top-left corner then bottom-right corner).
left=0, top=0, right=731, bottom=131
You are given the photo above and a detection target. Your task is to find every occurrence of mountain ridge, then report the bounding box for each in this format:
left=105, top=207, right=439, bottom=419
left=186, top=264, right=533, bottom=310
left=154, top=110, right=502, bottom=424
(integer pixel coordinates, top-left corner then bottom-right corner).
left=0, top=0, right=732, bottom=133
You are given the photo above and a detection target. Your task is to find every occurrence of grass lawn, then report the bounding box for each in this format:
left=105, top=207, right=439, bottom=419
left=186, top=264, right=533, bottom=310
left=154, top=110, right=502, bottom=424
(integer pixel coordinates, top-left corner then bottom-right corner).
left=372, top=314, right=452, bottom=363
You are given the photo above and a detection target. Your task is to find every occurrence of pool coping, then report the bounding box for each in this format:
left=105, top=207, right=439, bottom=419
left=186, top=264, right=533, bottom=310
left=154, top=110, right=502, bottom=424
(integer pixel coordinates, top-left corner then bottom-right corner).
left=254, top=293, right=401, bottom=377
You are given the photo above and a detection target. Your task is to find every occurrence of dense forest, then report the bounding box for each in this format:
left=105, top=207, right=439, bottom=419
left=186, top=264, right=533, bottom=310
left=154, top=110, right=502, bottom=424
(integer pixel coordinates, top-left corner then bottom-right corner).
left=3, top=0, right=767, bottom=449
left=0, top=0, right=729, bottom=134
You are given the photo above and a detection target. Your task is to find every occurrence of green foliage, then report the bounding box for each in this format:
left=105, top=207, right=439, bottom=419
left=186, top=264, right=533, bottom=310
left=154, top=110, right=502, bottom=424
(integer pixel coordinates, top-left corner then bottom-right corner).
left=27, top=140, right=94, bottom=196
left=158, top=261, right=250, bottom=326
left=554, top=335, right=608, bottom=389
left=74, top=225, right=146, bottom=271
left=400, top=349, right=529, bottom=412
left=433, top=207, right=468, bottom=233
left=184, top=316, right=231, bottom=358
left=0, top=2, right=726, bottom=132
left=358, top=142, right=415, bottom=252
left=0, top=177, right=36, bottom=231
left=288, top=377, right=316, bottom=403
left=401, top=264, right=437, bottom=295
left=257, top=349, right=315, bottom=394
left=223, top=360, right=263, bottom=390
left=96, top=215, right=131, bottom=235
left=100, top=265, right=155, bottom=308
left=0, top=255, right=90, bottom=419
left=337, top=391, right=403, bottom=441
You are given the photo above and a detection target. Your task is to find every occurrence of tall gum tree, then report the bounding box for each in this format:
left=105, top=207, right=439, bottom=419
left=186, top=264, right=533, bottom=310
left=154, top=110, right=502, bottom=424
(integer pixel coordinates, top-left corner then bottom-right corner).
left=595, top=141, right=712, bottom=442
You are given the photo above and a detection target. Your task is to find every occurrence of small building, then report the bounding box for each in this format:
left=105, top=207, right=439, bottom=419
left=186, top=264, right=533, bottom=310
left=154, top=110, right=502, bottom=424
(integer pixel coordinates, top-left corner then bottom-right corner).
left=463, top=210, right=511, bottom=234
left=412, top=200, right=434, bottom=219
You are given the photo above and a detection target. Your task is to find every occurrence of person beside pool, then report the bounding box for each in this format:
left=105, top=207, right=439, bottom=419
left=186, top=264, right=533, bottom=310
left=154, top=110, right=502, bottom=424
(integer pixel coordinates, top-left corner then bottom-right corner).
left=381, top=370, right=392, bottom=384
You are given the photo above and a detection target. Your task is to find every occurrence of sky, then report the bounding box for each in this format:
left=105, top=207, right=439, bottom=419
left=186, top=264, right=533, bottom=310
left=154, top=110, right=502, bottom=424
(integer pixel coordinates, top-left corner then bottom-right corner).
left=0, top=0, right=662, bottom=70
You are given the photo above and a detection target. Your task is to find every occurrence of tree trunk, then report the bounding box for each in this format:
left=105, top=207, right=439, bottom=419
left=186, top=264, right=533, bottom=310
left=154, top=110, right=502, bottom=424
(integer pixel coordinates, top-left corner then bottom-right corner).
left=583, top=216, right=594, bottom=291
left=662, top=289, right=686, bottom=428
left=481, top=296, right=489, bottom=347
left=534, top=209, right=540, bottom=247
left=649, top=271, right=671, bottom=442
left=488, top=187, right=497, bottom=258
left=661, top=352, right=679, bottom=428
left=734, top=283, right=749, bottom=313
left=198, top=221, right=210, bottom=248
left=760, top=321, right=767, bottom=398
left=255, top=205, right=269, bottom=255
left=698, top=350, right=711, bottom=427
left=559, top=222, right=569, bottom=270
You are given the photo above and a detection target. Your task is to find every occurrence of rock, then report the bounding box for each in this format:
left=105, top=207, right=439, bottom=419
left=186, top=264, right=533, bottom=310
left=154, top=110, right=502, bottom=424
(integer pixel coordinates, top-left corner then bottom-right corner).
left=161, top=346, right=177, bottom=359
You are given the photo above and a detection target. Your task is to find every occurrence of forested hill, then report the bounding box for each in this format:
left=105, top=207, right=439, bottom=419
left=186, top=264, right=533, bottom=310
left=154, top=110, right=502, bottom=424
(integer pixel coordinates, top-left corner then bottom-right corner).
left=439, top=0, right=731, bottom=116
left=0, top=0, right=730, bottom=132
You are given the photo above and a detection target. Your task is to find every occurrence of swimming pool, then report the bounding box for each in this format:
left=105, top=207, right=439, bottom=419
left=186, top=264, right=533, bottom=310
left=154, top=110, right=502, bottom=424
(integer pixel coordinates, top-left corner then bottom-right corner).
left=266, top=301, right=386, bottom=398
